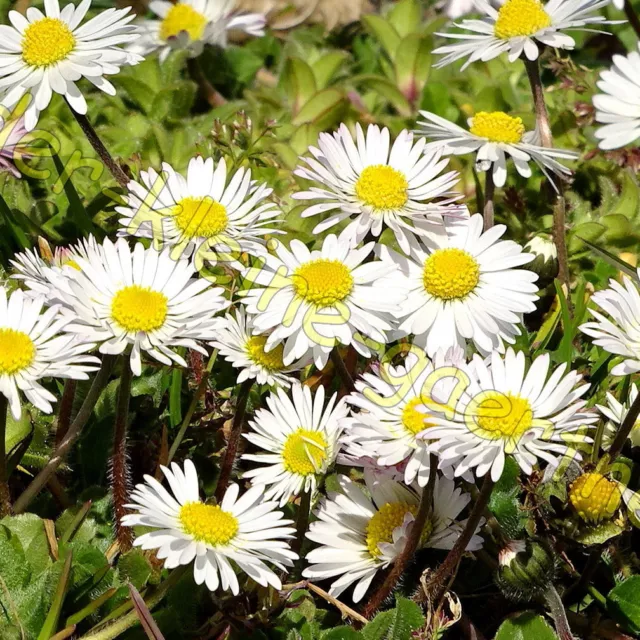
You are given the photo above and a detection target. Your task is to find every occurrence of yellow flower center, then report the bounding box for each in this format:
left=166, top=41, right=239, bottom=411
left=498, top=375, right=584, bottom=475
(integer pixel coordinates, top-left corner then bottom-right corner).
left=282, top=429, right=328, bottom=476
left=0, top=329, right=36, bottom=375
left=159, top=3, right=208, bottom=41
left=179, top=502, right=239, bottom=546
left=22, top=18, right=76, bottom=68
left=494, top=0, right=552, bottom=39
left=422, top=248, right=480, bottom=300
left=245, top=335, right=285, bottom=371
left=111, top=285, right=168, bottom=333
left=355, top=165, right=409, bottom=211
left=469, top=112, right=526, bottom=145
left=472, top=392, right=533, bottom=441
left=172, top=197, right=229, bottom=239
left=569, top=473, right=622, bottom=524
left=292, top=259, right=354, bottom=307
left=402, top=397, right=435, bottom=436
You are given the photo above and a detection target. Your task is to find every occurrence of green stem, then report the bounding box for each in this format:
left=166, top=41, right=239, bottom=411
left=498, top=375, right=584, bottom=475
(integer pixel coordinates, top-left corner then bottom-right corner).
left=0, top=395, right=11, bottom=516
left=55, top=379, right=77, bottom=446
left=483, top=170, right=495, bottom=231
left=14, top=356, right=116, bottom=514
left=609, top=387, right=640, bottom=459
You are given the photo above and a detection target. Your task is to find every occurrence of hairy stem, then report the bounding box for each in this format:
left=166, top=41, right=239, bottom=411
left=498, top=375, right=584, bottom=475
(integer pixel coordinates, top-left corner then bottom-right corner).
left=111, top=360, right=134, bottom=552
left=330, top=348, right=355, bottom=393
left=66, top=100, right=129, bottom=188
left=483, top=170, right=495, bottom=231
left=0, top=395, right=11, bottom=516
left=214, top=378, right=253, bottom=502
left=14, top=356, right=116, bottom=514
left=524, top=58, right=570, bottom=293
left=186, top=58, right=227, bottom=108
left=55, top=380, right=77, bottom=446
left=609, top=386, right=640, bottom=459
left=423, top=474, right=494, bottom=606
left=363, top=456, right=438, bottom=618
left=543, top=584, right=575, bottom=640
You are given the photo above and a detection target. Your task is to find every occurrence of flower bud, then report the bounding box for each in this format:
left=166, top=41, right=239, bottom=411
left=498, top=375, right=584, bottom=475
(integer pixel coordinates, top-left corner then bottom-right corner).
left=524, top=234, right=558, bottom=281
left=569, top=472, right=622, bottom=524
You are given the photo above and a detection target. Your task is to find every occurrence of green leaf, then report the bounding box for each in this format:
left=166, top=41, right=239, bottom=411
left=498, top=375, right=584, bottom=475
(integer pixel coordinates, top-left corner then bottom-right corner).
left=362, top=597, right=424, bottom=640
left=387, top=0, right=421, bottom=37
left=354, top=75, right=412, bottom=117
left=494, top=612, right=558, bottom=640
left=281, top=58, right=317, bottom=114
left=0, top=524, right=30, bottom=593
left=51, top=154, right=97, bottom=236
left=394, top=34, right=431, bottom=100
left=312, top=52, right=348, bottom=90
left=118, top=548, right=153, bottom=591
left=291, top=89, right=347, bottom=130
left=2, top=514, right=51, bottom=579
left=37, top=551, right=72, bottom=640
left=577, top=237, right=638, bottom=280
left=321, top=627, right=363, bottom=640
left=5, top=407, right=32, bottom=459
left=607, top=576, right=640, bottom=634
left=488, top=458, right=528, bottom=538
left=361, top=15, right=401, bottom=59
left=575, top=519, right=626, bottom=545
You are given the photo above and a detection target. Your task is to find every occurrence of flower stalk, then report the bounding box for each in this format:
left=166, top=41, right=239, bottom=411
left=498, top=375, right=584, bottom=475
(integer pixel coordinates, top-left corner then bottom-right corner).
left=0, top=395, right=11, bottom=516
left=330, top=347, right=355, bottom=393
left=483, top=170, right=495, bottom=231
left=609, top=386, right=640, bottom=459
left=543, top=583, right=575, bottom=640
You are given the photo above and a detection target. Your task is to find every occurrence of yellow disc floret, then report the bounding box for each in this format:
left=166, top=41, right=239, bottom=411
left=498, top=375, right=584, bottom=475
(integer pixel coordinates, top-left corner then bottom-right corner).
left=569, top=473, right=622, bottom=524
left=494, top=0, right=552, bottom=39
left=282, top=429, right=328, bottom=476
left=422, top=248, right=480, bottom=300
left=472, top=392, right=533, bottom=441
left=159, top=3, right=208, bottom=41
left=366, top=502, right=428, bottom=558
left=22, top=18, right=75, bottom=68
left=402, top=397, right=435, bottom=436
left=172, top=197, right=229, bottom=239
left=355, top=165, right=409, bottom=211
left=179, top=502, right=239, bottom=546
left=292, top=259, right=354, bottom=307
left=470, top=112, right=526, bottom=145
left=111, top=285, right=168, bottom=333
left=246, top=336, right=285, bottom=371
left=0, top=329, right=36, bottom=375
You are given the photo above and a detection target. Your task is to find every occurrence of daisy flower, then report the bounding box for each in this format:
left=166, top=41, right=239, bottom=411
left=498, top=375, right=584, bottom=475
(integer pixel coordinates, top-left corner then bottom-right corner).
left=0, top=116, right=31, bottom=177
left=597, top=384, right=640, bottom=450
left=210, top=309, right=309, bottom=388
left=241, top=384, right=348, bottom=506
left=381, top=214, right=538, bottom=357
left=433, top=0, right=614, bottom=70
left=57, top=237, right=228, bottom=376
left=122, top=460, right=297, bottom=594
left=0, top=0, right=141, bottom=131
left=241, top=233, right=406, bottom=369
left=129, top=0, right=265, bottom=62
left=593, top=45, right=640, bottom=150
left=580, top=273, right=640, bottom=376
left=117, top=156, right=280, bottom=270
left=303, top=471, right=483, bottom=602
left=341, top=347, right=468, bottom=487
left=418, top=110, right=577, bottom=189
left=0, top=287, right=99, bottom=419
left=292, top=123, right=464, bottom=253
left=427, top=348, right=597, bottom=482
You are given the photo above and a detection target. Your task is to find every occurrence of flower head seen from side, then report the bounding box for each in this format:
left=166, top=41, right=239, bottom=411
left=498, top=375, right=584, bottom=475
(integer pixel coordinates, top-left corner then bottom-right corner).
left=117, top=157, right=280, bottom=270
left=303, top=471, right=483, bottom=602
left=241, top=233, right=406, bottom=369
left=418, top=110, right=577, bottom=190
left=58, top=237, right=228, bottom=376
left=0, top=116, right=31, bottom=177
left=129, top=0, right=266, bottom=62
left=0, top=287, right=99, bottom=419
left=427, top=348, right=596, bottom=482
left=342, top=347, right=467, bottom=487
left=580, top=272, right=640, bottom=376
left=433, top=0, right=614, bottom=70
left=0, top=0, right=142, bottom=130
left=593, top=45, right=640, bottom=150
left=293, top=123, right=464, bottom=253
left=210, top=309, right=310, bottom=388
left=382, top=214, right=538, bottom=357
left=597, top=384, right=640, bottom=450
left=122, top=460, right=297, bottom=593
left=242, top=384, right=347, bottom=506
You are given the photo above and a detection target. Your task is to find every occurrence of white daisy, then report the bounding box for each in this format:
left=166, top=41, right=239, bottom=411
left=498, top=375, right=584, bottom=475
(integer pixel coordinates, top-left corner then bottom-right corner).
left=418, top=110, right=577, bottom=189
left=341, top=347, right=468, bottom=487
left=210, top=308, right=309, bottom=388
left=0, top=0, right=141, bottom=131
left=593, top=45, right=640, bottom=150
left=580, top=272, right=640, bottom=376
left=241, top=232, right=406, bottom=370
left=292, top=123, right=464, bottom=253
left=427, top=348, right=597, bottom=482
left=433, top=0, right=614, bottom=70
left=117, top=156, right=280, bottom=270
left=129, top=0, right=265, bottom=62
left=0, top=287, right=99, bottom=419
left=122, top=460, right=297, bottom=594
left=241, top=384, right=348, bottom=506
left=303, top=471, right=483, bottom=602
left=57, top=237, right=228, bottom=376
left=597, top=384, right=640, bottom=450
left=381, top=214, right=538, bottom=357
